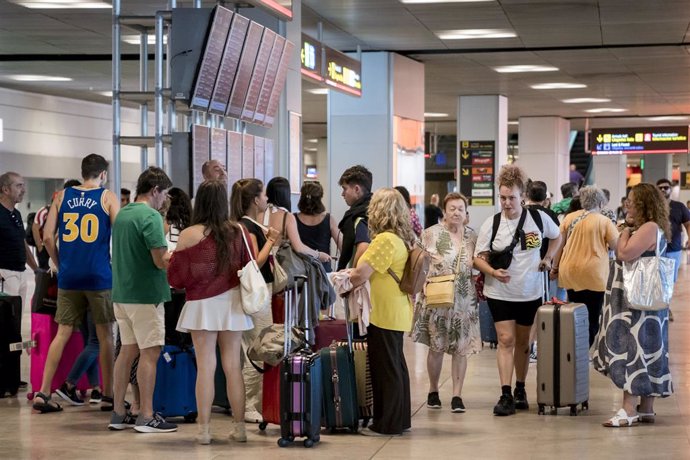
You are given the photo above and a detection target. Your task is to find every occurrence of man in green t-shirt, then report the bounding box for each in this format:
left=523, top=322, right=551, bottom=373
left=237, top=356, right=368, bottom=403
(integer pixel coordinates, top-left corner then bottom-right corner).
left=108, top=167, right=176, bottom=433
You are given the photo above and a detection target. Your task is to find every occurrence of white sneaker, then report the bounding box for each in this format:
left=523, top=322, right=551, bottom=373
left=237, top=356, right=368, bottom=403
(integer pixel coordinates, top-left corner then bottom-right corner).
left=244, top=410, right=263, bottom=424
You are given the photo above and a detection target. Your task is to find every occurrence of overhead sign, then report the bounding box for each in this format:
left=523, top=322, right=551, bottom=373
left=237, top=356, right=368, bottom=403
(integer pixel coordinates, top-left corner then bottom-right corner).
left=324, top=46, right=362, bottom=97
left=591, top=126, right=689, bottom=155
left=459, top=140, right=495, bottom=206
left=243, top=0, right=293, bottom=21
left=300, top=34, right=323, bottom=83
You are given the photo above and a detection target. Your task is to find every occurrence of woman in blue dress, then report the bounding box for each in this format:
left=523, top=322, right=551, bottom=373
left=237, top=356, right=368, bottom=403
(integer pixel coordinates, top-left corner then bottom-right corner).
left=593, top=183, right=673, bottom=427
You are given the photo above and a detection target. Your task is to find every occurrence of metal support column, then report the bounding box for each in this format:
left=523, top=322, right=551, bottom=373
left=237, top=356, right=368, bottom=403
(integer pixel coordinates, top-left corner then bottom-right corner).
left=139, top=30, right=149, bottom=170
left=154, top=12, right=165, bottom=167
left=112, top=0, right=122, bottom=201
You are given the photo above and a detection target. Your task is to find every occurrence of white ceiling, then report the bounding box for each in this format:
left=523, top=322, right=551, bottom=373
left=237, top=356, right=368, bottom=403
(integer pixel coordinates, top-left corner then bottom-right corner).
left=2, top=0, right=690, bottom=137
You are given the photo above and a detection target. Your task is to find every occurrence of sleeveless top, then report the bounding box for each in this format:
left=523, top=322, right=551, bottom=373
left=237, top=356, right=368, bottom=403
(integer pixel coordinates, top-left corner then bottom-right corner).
left=57, top=187, right=112, bottom=290
left=240, top=217, right=274, bottom=283
left=295, top=213, right=332, bottom=272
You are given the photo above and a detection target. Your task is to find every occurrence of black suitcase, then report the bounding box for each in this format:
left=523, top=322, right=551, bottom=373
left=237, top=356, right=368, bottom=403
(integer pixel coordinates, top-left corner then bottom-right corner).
left=163, top=288, right=192, bottom=348
left=0, top=295, right=22, bottom=398
left=479, top=300, right=497, bottom=348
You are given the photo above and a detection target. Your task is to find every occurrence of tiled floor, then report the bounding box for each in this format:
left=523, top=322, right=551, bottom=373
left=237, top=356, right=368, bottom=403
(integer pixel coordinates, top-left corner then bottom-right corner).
left=2, top=260, right=690, bottom=460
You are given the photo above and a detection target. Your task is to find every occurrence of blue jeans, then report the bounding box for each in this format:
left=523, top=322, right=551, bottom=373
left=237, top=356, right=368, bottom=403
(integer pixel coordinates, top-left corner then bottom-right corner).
left=665, top=250, right=682, bottom=285
left=66, top=311, right=100, bottom=387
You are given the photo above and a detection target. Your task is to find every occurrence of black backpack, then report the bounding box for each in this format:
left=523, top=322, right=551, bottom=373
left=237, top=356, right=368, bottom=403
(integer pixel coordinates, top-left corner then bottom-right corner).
left=25, top=212, right=37, bottom=247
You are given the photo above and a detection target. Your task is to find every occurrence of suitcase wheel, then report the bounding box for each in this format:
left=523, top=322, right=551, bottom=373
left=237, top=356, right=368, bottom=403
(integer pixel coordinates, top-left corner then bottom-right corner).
left=304, top=438, right=314, bottom=448
left=184, top=412, right=198, bottom=423
left=259, top=422, right=268, bottom=431
left=277, top=438, right=290, bottom=448
left=582, top=401, right=589, bottom=411
left=569, top=405, right=577, bottom=416
left=537, top=404, right=545, bottom=415
left=288, top=435, right=295, bottom=442
left=550, top=407, right=557, bottom=415
left=313, top=434, right=320, bottom=442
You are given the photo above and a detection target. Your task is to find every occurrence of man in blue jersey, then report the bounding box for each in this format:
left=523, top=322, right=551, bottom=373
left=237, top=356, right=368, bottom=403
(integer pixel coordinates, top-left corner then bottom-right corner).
left=109, top=166, right=176, bottom=433
left=33, top=154, right=119, bottom=413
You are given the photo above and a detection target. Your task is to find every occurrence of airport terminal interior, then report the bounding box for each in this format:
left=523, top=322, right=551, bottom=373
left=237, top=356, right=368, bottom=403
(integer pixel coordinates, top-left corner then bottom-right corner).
left=2, top=0, right=690, bottom=458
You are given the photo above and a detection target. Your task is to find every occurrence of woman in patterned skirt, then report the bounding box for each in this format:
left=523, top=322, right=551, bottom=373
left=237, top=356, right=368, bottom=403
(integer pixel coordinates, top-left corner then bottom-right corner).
left=412, top=192, right=481, bottom=413
left=593, top=183, right=673, bottom=427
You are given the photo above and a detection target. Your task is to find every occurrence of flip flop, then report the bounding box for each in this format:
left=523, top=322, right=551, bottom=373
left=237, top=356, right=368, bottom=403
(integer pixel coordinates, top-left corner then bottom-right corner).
left=603, top=408, right=638, bottom=427
left=32, top=392, right=63, bottom=414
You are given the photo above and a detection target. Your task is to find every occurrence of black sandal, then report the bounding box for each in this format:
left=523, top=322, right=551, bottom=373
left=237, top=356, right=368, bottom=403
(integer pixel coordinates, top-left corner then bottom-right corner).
left=32, top=392, right=63, bottom=413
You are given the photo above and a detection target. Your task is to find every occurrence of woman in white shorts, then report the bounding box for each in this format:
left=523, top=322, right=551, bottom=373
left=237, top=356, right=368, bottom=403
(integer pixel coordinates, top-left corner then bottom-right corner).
left=167, top=180, right=254, bottom=445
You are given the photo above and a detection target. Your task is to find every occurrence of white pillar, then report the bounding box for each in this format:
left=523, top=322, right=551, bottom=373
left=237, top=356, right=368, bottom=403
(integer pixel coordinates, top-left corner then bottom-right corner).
left=592, top=154, right=627, bottom=209
left=328, top=52, right=425, bottom=221
left=457, top=95, right=508, bottom=229
left=643, top=154, right=673, bottom=185
left=518, top=116, right=570, bottom=200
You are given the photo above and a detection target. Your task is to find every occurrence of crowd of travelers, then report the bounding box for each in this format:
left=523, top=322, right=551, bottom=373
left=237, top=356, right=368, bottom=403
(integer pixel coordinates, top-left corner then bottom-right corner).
left=0, top=154, right=684, bottom=442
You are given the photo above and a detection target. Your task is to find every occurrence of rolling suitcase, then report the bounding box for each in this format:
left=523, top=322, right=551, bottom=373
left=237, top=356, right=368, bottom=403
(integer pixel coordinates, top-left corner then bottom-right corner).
left=28, top=312, right=91, bottom=400
left=320, top=299, right=359, bottom=433
left=536, top=300, right=589, bottom=415
left=479, top=300, right=497, bottom=348
left=152, top=345, right=198, bottom=422
left=278, top=275, right=322, bottom=448
left=0, top=295, right=22, bottom=397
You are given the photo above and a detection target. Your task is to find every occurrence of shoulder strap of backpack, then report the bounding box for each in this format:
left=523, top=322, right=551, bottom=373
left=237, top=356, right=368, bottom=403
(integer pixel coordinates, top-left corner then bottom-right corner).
left=527, top=207, right=543, bottom=234
left=489, top=212, right=502, bottom=250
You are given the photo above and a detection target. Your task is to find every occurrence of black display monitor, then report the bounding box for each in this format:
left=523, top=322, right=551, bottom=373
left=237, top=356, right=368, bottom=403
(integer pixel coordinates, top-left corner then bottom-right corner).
left=242, top=28, right=277, bottom=122
left=209, top=13, right=250, bottom=115
left=190, top=6, right=234, bottom=111
left=264, top=40, right=295, bottom=127
left=226, top=21, right=264, bottom=119
left=170, top=8, right=214, bottom=102
left=253, top=35, right=286, bottom=125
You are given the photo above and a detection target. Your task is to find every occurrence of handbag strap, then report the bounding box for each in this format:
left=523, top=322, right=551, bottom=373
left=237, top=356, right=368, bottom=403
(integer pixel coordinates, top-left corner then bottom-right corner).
left=567, top=211, right=590, bottom=238
left=239, top=226, right=257, bottom=263
left=281, top=211, right=288, bottom=239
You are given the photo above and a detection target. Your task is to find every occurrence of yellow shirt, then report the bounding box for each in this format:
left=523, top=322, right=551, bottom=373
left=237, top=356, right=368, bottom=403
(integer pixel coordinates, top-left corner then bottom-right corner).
left=559, top=210, right=618, bottom=292
left=358, top=232, right=412, bottom=332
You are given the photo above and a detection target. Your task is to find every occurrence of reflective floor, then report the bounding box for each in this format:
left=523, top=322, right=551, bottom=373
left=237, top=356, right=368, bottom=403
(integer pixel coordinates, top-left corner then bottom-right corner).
left=2, top=258, right=689, bottom=460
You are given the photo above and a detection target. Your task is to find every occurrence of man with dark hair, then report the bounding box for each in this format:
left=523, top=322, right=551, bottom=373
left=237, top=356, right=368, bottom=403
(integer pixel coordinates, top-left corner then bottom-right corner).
left=424, top=193, right=443, bottom=229
left=110, top=166, right=176, bottom=433
left=337, top=165, right=373, bottom=271
left=120, top=188, right=131, bottom=208
left=201, top=159, right=227, bottom=183
left=551, top=182, right=579, bottom=215
left=34, top=155, right=118, bottom=413
left=656, top=178, right=690, bottom=321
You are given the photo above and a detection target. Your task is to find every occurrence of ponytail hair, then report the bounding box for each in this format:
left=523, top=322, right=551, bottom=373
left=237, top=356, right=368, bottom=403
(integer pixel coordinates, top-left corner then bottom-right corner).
left=230, top=178, right=263, bottom=221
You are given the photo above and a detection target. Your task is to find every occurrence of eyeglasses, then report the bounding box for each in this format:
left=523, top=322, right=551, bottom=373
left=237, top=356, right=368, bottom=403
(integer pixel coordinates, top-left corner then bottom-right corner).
left=658, top=185, right=671, bottom=191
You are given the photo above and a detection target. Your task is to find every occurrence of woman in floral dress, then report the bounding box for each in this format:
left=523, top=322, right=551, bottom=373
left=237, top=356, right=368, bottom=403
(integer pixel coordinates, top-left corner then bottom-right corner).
left=412, top=192, right=481, bottom=413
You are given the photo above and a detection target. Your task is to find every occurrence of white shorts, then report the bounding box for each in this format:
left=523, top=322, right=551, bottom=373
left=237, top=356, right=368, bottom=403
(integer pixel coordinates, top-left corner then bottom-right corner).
left=114, top=303, right=165, bottom=349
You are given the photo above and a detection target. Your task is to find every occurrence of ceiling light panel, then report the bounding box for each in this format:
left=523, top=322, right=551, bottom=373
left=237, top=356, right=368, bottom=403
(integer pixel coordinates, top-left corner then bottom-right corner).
left=584, top=108, right=627, bottom=113
left=14, top=1, right=111, bottom=9
left=437, top=29, right=517, bottom=40
left=122, top=35, right=167, bottom=45
left=401, top=0, right=493, bottom=3
left=531, top=83, right=587, bottom=89
left=647, top=116, right=688, bottom=121
left=424, top=112, right=449, bottom=118
left=308, top=88, right=329, bottom=95
left=561, top=98, right=611, bottom=103
left=494, top=65, right=558, bottom=73
left=8, top=74, right=72, bottom=82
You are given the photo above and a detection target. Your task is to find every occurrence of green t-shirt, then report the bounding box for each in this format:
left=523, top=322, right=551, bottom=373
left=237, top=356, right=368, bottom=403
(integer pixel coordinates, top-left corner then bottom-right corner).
left=112, top=202, right=171, bottom=304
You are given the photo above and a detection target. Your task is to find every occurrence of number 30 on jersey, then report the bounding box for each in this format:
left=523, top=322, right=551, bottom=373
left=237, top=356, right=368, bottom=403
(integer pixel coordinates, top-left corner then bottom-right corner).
left=62, top=213, right=99, bottom=243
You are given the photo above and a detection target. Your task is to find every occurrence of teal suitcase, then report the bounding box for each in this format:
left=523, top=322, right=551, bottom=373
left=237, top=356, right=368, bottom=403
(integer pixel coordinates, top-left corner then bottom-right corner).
left=320, top=342, right=359, bottom=432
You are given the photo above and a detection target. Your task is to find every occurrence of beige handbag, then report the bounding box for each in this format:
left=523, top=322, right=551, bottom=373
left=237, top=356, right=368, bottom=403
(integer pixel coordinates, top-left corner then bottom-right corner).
left=424, top=231, right=464, bottom=309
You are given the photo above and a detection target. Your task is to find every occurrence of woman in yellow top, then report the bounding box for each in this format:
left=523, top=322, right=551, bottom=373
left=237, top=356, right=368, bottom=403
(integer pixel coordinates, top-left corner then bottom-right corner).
left=349, top=188, right=416, bottom=437
left=551, top=186, right=618, bottom=346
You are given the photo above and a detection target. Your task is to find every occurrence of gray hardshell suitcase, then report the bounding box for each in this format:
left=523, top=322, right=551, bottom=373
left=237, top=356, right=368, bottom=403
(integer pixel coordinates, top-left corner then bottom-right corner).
left=536, top=301, right=589, bottom=415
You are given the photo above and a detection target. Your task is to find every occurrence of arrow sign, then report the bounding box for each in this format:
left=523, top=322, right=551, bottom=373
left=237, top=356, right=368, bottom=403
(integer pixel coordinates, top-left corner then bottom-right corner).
left=462, top=168, right=470, bottom=176
left=596, top=134, right=603, bottom=142
left=462, top=151, right=470, bottom=160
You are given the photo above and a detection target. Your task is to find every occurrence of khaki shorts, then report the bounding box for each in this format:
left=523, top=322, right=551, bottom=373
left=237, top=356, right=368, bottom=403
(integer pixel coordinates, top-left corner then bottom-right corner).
left=55, top=289, right=114, bottom=327
left=114, top=303, right=165, bottom=349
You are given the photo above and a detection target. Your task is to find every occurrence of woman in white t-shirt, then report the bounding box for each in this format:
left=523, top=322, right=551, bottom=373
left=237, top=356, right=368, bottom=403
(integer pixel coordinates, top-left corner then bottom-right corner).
left=473, top=165, right=561, bottom=417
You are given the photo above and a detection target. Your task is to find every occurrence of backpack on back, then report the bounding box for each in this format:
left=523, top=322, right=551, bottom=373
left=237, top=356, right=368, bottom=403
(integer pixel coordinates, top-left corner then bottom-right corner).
left=387, top=246, right=431, bottom=296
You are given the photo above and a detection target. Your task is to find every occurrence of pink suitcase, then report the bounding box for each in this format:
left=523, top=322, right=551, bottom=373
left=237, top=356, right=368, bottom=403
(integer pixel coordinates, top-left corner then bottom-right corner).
left=27, top=312, right=91, bottom=400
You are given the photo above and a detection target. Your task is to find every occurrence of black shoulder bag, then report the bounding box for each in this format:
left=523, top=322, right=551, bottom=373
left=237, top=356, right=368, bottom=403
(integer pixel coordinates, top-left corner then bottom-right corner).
left=487, top=208, right=528, bottom=270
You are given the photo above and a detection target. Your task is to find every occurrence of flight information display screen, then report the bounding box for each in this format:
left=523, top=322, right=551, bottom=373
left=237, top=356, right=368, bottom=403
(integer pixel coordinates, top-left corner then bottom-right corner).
left=590, top=126, right=689, bottom=155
